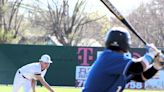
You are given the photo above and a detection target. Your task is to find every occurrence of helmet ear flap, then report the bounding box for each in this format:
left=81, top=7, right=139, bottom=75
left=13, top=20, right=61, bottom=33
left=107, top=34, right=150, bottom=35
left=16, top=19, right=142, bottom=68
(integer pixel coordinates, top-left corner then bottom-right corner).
left=105, top=27, right=131, bottom=52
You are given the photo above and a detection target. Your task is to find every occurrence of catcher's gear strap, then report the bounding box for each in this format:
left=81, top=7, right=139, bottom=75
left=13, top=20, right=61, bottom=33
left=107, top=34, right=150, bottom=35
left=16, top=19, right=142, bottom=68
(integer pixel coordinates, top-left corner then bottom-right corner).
left=143, top=66, right=158, bottom=79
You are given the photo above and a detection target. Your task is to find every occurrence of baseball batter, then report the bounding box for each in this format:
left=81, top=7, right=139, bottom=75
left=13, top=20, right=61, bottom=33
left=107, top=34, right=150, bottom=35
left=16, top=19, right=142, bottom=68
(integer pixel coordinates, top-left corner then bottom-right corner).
left=82, top=27, right=164, bottom=92
left=12, top=54, right=55, bottom=92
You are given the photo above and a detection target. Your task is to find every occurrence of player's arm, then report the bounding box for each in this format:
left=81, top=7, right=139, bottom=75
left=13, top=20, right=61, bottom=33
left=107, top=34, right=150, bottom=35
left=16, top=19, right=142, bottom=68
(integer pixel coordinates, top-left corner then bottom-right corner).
left=141, top=54, right=164, bottom=81
left=35, top=75, right=55, bottom=92
left=129, top=55, right=164, bottom=82
left=31, top=79, right=36, bottom=92
left=124, top=62, right=158, bottom=82
left=124, top=44, right=162, bottom=82
left=131, top=66, right=157, bottom=82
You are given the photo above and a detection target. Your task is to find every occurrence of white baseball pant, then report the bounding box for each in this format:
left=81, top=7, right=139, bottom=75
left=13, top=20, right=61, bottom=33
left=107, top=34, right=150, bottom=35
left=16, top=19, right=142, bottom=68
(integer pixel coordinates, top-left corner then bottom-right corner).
left=12, top=70, right=32, bottom=92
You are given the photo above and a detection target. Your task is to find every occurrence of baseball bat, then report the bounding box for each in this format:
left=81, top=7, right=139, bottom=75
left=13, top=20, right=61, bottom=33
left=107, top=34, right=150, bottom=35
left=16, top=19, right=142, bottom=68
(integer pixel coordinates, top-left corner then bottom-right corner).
left=100, top=0, right=147, bottom=45
left=101, top=0, right=164, bottom=64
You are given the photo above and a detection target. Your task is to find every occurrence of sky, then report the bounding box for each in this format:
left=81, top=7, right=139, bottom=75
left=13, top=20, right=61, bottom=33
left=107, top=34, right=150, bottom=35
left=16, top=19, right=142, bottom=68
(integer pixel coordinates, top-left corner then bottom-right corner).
left=84, top=0, right=152, bottom=16
left=20, top=0, right=152, bottom=17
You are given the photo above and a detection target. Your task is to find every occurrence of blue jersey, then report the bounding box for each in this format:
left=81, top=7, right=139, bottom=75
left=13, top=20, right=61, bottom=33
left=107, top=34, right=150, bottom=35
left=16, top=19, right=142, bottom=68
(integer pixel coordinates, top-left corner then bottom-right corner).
left=82, top=49, right=131, bottom=92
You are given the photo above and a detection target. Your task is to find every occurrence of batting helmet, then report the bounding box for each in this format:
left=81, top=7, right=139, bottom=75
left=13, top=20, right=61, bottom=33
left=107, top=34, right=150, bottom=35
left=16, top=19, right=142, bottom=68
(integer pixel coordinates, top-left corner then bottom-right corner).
left=105, top=27, right=131, bottom=52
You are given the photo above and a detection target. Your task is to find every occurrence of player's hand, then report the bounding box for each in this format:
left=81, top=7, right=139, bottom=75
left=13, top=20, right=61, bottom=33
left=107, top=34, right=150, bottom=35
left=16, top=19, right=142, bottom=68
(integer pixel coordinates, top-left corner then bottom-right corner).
left=49, top=89, right=55, bottom=92
left=141, top=43, right=161, bottom=71
left=146, top=43, right=161, bottom=59
left=153, top=54, right=164, bottom=70
left=50, top=90, right=55, bottom=92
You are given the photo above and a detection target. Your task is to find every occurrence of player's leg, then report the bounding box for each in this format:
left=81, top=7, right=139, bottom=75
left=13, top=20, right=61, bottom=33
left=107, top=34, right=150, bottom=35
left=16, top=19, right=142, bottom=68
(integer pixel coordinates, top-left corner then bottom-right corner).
left=24, top=80, right=32, bottom=92
left=12, top=70, right=25, bottom=92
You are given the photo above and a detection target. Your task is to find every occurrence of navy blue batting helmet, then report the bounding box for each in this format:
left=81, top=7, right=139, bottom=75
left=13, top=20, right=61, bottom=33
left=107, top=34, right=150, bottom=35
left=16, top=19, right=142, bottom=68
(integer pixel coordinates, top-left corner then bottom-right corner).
left=105, top=27, right=131, bottom=52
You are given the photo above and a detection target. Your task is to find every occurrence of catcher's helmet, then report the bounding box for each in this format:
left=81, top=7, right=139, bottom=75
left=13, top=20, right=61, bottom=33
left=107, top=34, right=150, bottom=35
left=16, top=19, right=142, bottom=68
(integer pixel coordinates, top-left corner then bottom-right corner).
left=105, top=27, right=131, bottom=52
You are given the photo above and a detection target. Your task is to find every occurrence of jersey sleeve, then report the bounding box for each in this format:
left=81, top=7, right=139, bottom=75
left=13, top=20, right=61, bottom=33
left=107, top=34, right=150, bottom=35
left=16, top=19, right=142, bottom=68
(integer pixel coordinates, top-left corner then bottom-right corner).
left=123, top=61, right=144, bottom=82
left=41, top=69, right=47, bottom=77
left=33, top=63, right=42, bottom=75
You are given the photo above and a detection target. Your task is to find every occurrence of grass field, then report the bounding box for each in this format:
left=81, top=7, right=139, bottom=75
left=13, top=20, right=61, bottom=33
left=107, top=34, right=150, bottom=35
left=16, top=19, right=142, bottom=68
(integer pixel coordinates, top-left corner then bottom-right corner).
left=0, top=85, right=163, bottom=92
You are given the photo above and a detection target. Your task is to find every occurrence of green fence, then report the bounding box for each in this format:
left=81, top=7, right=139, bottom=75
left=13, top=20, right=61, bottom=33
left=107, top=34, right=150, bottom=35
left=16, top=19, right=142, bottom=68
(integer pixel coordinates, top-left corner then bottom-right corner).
left=0, top=44, right=103, bottom=86
left=0, top=44, right=163, bottom=86
left=0, top=44, right=77, bottom=86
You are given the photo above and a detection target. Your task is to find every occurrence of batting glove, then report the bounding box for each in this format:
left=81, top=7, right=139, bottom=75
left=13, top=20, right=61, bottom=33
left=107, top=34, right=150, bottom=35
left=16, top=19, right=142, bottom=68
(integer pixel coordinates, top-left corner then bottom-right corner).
left=146, top=43, right=161, bottom=59
left=145, top=43, right=161, bottom=63
left=153, top=54, right=164, bottom=70
left=140, top=43, right=161, bottom=71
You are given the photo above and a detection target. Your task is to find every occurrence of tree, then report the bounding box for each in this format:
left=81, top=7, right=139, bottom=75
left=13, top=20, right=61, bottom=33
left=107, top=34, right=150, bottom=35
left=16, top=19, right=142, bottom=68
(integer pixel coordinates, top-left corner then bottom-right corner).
left=109, top=0, right=164, bottom=47
left=32, top=0, right=104, bottom=46
left=0, top=0, right=24, bottom=43
left=129, top=0, right=164, bottom=47
left=0, top=0, right=110, bottom=46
